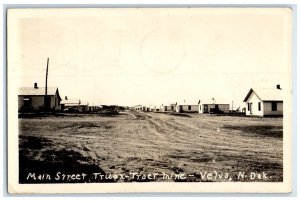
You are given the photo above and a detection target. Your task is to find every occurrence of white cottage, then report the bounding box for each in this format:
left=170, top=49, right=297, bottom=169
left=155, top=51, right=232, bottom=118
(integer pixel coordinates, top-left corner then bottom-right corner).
left=134, top=105, right=143, bottom=111
left=199, top=103, right=230, bottom=114
left=60, top=97, right=81, bottom=112
left=162, top=103, right=176, bottom=112
left=175, top=100, right=199, bottom=113
left=243, top=86, right=283, bottom=117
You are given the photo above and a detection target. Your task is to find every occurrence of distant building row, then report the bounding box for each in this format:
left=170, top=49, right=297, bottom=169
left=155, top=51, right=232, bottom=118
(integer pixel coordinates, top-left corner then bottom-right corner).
left=18, top=83, right=283, bottom=117
left=134, top=101, right=230, bottom=114
left=134, top=85, right=283, bottom=117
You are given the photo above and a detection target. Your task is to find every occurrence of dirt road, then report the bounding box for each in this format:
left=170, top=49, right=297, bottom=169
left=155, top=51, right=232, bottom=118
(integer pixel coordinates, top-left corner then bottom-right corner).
left=19, top=111, right=283, bottom=183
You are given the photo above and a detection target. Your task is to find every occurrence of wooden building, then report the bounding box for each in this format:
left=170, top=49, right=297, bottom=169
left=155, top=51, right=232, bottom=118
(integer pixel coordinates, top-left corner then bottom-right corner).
left=60, top=96, right=81, bottom=112
left=175, top=100, right=199, bottom=113
left=18, top=83, right=61, bottom=112
left=243, top=85, right=283, bottom=117
left=162, top=103, right=176, bottom=112
left=199, top=103, right=230, bottom=114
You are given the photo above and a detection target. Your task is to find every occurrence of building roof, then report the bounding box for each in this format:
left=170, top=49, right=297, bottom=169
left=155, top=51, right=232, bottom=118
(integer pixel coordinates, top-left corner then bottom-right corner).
left=176, top=100, right=199, bottom=106
left=199, top=98, right=230, bottom=105
left=19, top=87, right=61, bottom=101
left=19, top=87, right=58, bottom=96
left=243, top=88, right=283, bottom=102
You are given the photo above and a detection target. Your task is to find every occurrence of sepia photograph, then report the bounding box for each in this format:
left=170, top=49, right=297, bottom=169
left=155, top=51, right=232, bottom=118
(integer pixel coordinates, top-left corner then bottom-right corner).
left=7, top=7, right=293, bottom=193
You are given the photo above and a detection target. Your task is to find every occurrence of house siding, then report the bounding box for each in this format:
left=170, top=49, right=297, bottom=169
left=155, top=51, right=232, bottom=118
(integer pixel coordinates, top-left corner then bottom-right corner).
left=53, top=91, right=61, bottom=110
left=245, top=92, right=264, bottom=116
left=162, top=105, right=175, bottom=112
left=18, top=94, right=61, bottom=112
left=199, top=104, right=230, bottom=114
left=18, top=95, right=45, bottom=111
left=245, top=91, right=283, bottom=117
left=263, top=101, right=283, bottom=116
left=78, top=105, right=88, bottom=113
left=176, top=105, right=198, bottom=113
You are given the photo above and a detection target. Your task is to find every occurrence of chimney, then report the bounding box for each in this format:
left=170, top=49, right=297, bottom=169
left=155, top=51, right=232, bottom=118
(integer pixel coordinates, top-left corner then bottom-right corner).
left=34, top=83, right=38, bottom=89
left=277, top=84, right=281, bottom=90
left=65, top=96, right=68, bottom=100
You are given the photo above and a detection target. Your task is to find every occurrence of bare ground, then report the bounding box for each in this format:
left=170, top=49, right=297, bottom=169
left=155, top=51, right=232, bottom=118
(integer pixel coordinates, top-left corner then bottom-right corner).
left=18, top=111, right=283, bottom=183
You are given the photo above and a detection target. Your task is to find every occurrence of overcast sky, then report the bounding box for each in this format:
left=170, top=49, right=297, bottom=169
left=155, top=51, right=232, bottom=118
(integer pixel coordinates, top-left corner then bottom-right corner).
left=9, top=8, right=292, bottom=108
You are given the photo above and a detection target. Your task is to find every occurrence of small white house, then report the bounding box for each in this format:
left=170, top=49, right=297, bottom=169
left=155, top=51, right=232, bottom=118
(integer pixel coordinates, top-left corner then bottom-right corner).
left=175, top=100, right=199, bottom=113
left=149, top=106, right=155, bottom=112
left=162, top=103, right=176, bottom=112
left=149, top=105, right=160, bottom=112
left=199, top=103, right=230, bottom=114
left=60, top=96, right=81, bottom=112
left=243, top=86, right=283, bottom=117
left=134, top=105, right=143, bottom=111
left=144, top=106, right=151, bottom=112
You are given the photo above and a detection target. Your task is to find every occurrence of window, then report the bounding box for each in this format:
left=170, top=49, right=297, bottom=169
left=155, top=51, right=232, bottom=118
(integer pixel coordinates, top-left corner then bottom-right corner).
left=258, top=102, right=261, bottom=111
left=199, top=105, right=201, bottom=110
left=272, top=102, right=277, bottom=111
left=23, top=97, right=31, bottom=107
left=188, top=106, right=191, bottom=110
left=248, top=103, right=250, bottom=111
left=171, top=106, right=173, bottom=110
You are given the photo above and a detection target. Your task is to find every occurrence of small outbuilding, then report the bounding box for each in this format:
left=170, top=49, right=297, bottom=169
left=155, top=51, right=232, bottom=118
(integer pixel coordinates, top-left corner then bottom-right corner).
left=243, top=85, right=283, bottom=117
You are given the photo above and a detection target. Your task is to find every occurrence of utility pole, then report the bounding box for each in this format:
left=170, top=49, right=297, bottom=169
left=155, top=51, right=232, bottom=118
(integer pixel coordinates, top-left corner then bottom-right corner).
left=44, top=58, right=49, bottom=112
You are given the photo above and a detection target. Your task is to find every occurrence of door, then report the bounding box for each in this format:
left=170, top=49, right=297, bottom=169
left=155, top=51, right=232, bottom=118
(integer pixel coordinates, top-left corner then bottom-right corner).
left=250, top=103, right=253, bottom=115
left=204, top=105, right=208, bottom=113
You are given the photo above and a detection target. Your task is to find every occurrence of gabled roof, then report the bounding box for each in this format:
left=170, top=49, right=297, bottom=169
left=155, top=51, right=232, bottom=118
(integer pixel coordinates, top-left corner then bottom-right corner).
left=19, top=87, right=58, bottom=96
left=19, top=87, right=61, bottom=101
left=243, top=88, right=283, bottom=102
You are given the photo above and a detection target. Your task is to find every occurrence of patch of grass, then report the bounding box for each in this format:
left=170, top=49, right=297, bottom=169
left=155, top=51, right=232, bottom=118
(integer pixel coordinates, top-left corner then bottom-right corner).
left=168, top=112, right=192, bottom=118
left=222, top=125, right=283, bottom=138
